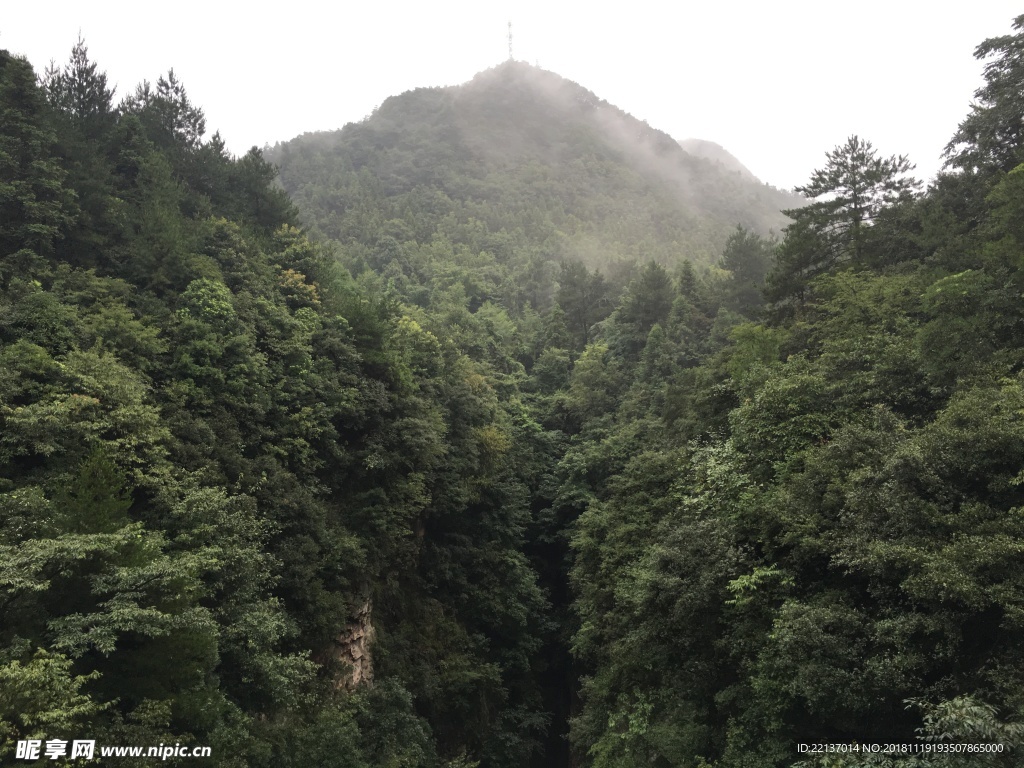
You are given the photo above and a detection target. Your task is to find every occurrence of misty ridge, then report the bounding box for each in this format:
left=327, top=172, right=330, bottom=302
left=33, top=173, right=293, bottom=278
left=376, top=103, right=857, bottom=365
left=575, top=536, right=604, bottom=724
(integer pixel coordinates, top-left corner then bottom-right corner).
left=455, top=62, right=803, bottom=206
left=269, top=60, right=801, bottom=270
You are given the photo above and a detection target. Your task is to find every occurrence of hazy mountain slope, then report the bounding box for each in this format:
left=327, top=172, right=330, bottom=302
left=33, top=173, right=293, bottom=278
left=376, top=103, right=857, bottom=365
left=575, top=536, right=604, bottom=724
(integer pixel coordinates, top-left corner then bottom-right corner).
left=269, top=61, right=799, bottom=270
left=679, top=137, right=759, bottom=181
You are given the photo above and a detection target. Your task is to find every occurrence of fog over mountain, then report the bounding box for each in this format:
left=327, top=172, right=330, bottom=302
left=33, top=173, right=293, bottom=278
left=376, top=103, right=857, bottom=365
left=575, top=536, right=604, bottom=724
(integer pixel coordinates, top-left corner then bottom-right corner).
left=269, top=61, right=802, bottom=271
left=678, top=138, right=758, bottom=181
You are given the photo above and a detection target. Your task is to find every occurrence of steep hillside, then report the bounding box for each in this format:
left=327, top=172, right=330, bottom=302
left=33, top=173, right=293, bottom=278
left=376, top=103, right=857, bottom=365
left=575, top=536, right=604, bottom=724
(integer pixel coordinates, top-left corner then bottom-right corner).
left=268, top=61, right=799, bottom=271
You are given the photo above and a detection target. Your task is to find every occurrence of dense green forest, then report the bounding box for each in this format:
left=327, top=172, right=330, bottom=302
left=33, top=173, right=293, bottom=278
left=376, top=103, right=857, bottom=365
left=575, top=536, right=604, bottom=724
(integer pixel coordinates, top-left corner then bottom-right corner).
left=3, top=14, right=1024, bottom=768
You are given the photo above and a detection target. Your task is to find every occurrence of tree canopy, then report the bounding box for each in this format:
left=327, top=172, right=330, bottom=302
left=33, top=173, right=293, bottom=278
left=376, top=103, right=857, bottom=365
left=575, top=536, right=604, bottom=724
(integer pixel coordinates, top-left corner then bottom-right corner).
left=5, top=17, right=1024, bottom=768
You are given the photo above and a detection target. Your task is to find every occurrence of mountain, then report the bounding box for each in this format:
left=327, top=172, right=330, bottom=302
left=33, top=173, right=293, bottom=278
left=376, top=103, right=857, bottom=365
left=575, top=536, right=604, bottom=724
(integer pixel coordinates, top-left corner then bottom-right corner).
left=268, top=61, right=800, bottom=272
left=679, top=137, right=759, bottom=181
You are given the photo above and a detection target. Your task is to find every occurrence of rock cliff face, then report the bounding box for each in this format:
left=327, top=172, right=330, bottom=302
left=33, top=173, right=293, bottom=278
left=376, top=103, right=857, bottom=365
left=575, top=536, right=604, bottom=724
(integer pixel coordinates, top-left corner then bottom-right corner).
left=327, top=599, right=375, bottom=688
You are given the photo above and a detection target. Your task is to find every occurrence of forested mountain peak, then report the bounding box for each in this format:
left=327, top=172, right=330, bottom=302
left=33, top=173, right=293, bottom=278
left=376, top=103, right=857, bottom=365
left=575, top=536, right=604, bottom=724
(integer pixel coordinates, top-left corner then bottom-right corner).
left=269, top=60, right=800, bottom=271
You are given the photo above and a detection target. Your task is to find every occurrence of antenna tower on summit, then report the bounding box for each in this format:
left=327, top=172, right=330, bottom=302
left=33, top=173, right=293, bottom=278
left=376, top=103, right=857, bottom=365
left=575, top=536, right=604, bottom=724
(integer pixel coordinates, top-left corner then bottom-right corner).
left=508, top=21, right=513, bottom=61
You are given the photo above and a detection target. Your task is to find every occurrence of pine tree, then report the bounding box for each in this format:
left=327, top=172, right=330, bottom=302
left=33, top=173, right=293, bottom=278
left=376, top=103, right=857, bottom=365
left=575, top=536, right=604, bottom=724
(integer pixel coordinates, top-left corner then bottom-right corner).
left=41, top=37, right=116, bottom=141
left=0, top=51, right=76, bottom=282
left=719, top=225, right=774, bottom=316
left=946, top=13, right=1024, bottom=175
left=765, top=136, right=918, bottom=309
left=42, top=38, right=121, bottom=267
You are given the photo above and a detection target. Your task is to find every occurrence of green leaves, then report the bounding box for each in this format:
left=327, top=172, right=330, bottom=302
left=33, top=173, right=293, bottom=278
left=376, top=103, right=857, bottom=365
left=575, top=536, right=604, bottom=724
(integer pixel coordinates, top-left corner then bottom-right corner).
left=0, top=649, right=104, bottom=754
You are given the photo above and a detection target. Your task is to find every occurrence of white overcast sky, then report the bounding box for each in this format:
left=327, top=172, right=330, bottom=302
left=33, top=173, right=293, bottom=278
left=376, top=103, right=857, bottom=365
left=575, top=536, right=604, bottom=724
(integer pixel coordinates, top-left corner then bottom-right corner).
left=2, top=2, right=1021, bottom=191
